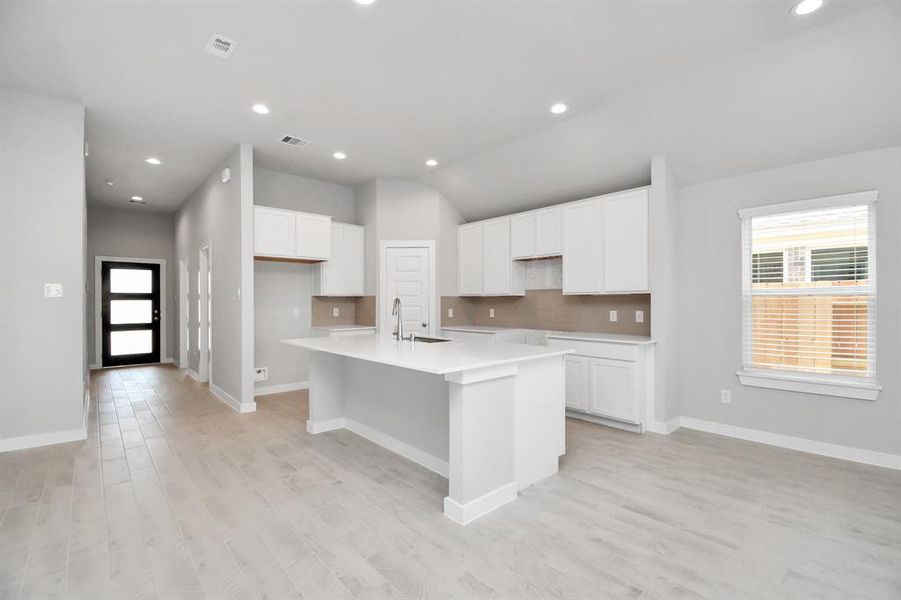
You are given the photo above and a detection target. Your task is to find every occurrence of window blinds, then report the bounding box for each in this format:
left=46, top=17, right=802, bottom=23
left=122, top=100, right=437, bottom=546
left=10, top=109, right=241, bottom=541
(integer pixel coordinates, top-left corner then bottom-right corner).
left=741, top=201, right=875, bottom=379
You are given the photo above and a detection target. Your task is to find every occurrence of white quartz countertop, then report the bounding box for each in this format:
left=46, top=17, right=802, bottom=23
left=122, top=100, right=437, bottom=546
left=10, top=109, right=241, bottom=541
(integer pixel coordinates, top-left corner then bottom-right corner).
left=311, top=325, right=376, bottom=331
left=441, top=325, right=525, bottom=333
left=283, top=334, right=572, bottom=375
left=545, top=332, right=655, bottom=344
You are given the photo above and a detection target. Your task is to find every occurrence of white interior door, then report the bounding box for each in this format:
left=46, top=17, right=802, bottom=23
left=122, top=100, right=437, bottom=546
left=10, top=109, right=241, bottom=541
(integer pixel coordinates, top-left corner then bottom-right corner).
left=383, top=246, right=431, bottom=337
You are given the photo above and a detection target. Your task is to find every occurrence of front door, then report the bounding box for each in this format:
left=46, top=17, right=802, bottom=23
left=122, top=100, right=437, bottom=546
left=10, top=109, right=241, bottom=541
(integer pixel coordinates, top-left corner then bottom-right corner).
left=383, top=246, right=431, bottom=337
left=101, top=261, right=161, bottom=367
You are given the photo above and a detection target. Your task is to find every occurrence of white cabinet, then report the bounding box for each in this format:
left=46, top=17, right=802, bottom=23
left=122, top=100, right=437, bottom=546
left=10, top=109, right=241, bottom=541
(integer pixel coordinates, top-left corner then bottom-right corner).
left=313, top=222, right=365, bottom=296
left=254, top=205, right=332, bottom=261
left=457, top=219, right=524, bottom=296
left=603, top=189, right=649, bottom=293
left=254, top=206, right=295, bottom=258
left=510, top=207, right=562, bottom=260
left=562, top=199, right=602, bottom=294
left=589, top=358, right=640, bottom=423
left=564, top=355, right=590, bottom=411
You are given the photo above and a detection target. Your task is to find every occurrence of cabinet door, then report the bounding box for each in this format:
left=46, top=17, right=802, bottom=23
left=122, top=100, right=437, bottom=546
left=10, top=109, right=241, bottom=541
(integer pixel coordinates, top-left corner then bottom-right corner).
left=603, top=190, right=648, bottom=293
left=562, top=199, right=602, bottom=294
left=482, top=218, right=512, bottom=295
left=510, top=213, right=534, bottom=259
left=296, top=214, right=331, bottom=260
left=564, top=355, right=590, bottom=412
left=534, top=207, right=562, bottom=257
left=457, top=223, right=483, bottom=295
left=319, top=223, right=343, bottom=295
left=589, top=358, right=640, bottom=423
left=254, top=206, right=295, bottom=257
left=343, top=225, right=365, bottom=296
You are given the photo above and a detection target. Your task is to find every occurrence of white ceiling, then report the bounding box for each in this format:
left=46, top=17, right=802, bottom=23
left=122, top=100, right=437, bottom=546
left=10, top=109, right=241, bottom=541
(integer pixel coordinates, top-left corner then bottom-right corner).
left=1, top=1, right=898, bottom=216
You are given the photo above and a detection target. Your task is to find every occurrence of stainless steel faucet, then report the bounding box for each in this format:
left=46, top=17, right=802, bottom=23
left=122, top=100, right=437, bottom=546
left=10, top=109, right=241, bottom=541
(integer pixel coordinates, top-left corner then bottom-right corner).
left=391, top=297, right=405, bottom=341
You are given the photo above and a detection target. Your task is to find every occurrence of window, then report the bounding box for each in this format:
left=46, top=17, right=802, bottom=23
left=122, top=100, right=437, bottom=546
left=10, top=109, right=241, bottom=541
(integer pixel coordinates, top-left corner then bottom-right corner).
left=738, top=191, right=881, bottom=400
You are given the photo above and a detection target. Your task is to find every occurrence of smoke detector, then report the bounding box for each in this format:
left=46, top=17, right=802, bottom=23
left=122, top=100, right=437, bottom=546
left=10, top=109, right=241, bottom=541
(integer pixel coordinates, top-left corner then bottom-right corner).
left=205, top=34, right=238, bottom=59
left=280, top=135, right=311, bottom=148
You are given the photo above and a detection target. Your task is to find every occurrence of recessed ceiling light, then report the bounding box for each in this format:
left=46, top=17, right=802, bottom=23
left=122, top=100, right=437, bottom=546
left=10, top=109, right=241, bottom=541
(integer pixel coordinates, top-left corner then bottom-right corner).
left=791, top=0, right=824, bottom=15
left=425, top=159, right=438, bottom=167
left=355, top=0, right=376, bottom=5
left=145, top=157, right=162, bottom=165
left=130, top=196, right=144, bottom=202
left=550, top=103, right=568, bottom=115
left=333, top=151, right=347, bottom=160
left=104, top=179, right=115, bottom=186
left=252, top=103, right=270, bottom=115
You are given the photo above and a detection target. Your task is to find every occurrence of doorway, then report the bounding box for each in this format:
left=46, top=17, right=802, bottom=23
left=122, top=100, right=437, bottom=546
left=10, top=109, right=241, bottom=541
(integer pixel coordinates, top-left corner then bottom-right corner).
left=100, top=260, right=161, bottom=367
left=198, top=244, right=212, bottom=383
left=379, top=241, right=436, bottom=337
left=178, top=259, right=189, bottom=369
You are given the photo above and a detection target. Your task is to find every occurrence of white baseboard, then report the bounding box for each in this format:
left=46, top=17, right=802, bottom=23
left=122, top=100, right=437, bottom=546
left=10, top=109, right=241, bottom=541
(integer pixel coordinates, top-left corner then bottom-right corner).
left=254, top=381, right=309, bottom=397
left=187, top=369, right=201, bottom=382
left=162, top=357, right=174, bottom=364
left=209, top=383, right=256, bottom=414
left=306, top=416, right=450, bottom=478
left=677, top=417, right=901, bottom=470
left=646, top=417, right=682, bottom=435
left=89, top=363, right=100, bottom=370
left=443, top=481, right=518, bottom=525
left=0, top=426, right=87, bottom=453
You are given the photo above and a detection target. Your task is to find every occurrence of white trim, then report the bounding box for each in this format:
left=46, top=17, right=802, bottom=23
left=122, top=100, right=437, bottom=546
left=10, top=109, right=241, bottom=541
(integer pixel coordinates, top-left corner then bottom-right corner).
left=566, top=410, right=642, bottom=433
left=0, top=427, right=87, bottom=453
left=737, top=369, right=881, bottom=401
left=443, top=482, right=518, bottom=525
left=377, top=240, right=438, bottom=337
left=209, top=383, right=256, bottom=413
left=187, top=368, right=201, bottom=382
left=254, top=381, right=309, bottom=396
left=94, top=255, right=167, bottom=368
left=305, top=416, right=450, bottom=477
left=677, top=417, right=901, bottom=470
left=178, top=258, right=190, bottom=369
left=737, top=190, right=878, bottom=219
left=198, top=243, right=212, bottom=384
left=645, top=417, right=682, bottom=435
left=89, top=358, right=173, bottom=371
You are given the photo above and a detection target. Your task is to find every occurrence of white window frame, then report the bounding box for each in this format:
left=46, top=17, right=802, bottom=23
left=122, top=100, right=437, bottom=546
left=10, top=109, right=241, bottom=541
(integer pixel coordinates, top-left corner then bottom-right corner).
left=736, top=191, right=882, bottom=401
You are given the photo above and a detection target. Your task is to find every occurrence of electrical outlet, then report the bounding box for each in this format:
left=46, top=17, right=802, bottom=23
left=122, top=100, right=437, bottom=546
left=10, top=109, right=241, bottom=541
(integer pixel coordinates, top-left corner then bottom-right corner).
left=489, top=308, right=495, bottom=318
left=332, top=307, right=340, bottom=317
left=292, top=307, right=300, bottom=318
left=254, top=367, right=268, bottom=382
left=635, top=310, right=644, bottom=323
left=720, top=389, right=732, bottom=404
left=43, top=283, right=63, bottom=298
left=609, top=310, right=618, bottom=322
left=448, top=307, right=454, bottom=318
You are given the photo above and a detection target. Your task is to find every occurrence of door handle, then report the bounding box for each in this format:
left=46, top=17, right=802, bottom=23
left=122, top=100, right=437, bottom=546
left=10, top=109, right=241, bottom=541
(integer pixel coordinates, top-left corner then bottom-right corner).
left=422, top=322, right=427, bottom=328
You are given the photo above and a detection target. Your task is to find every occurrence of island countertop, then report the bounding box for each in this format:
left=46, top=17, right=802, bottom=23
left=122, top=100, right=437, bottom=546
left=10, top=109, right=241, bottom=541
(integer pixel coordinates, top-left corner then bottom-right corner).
left=283, top=333, right=572, bottom=375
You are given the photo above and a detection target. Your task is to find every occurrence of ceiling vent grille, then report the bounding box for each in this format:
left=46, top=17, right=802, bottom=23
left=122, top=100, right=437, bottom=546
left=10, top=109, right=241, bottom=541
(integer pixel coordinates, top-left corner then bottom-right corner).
left=280, top=135, right=311, bottom=148
left=205, top=34, right=238, bottom=59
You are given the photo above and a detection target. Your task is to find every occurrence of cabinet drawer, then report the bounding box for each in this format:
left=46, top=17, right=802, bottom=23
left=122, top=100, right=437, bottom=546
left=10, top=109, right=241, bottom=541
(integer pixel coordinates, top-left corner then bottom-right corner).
left=546, top=338, right=638, bottom=361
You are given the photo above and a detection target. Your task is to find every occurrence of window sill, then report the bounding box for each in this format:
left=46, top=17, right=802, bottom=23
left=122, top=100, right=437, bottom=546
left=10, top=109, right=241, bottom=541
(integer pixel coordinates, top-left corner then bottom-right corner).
left=736, top=369, right=882, bottom=401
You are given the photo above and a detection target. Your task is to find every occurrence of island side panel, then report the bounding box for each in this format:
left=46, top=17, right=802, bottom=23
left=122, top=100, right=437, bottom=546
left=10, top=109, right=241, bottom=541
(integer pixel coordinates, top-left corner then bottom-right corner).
left=307, top=351, right=348, bottom=433
left=514, top=354, right=565, bottom=490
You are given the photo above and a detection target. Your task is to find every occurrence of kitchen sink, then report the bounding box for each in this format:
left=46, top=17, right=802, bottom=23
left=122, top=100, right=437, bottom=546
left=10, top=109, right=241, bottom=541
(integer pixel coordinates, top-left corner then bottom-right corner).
left=413, top=336, right=451, bottom=343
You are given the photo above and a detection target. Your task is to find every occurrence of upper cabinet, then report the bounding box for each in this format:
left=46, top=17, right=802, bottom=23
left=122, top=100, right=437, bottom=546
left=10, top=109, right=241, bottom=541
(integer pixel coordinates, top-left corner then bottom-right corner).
left=458, top=218, right=524, bottom=297
left=313, top=222, right=365, bottom=296
left=254, top=205, right=332, bottom=262
left=511, top=207, right=562, bottom=260
left=562, top=198, right=602, bottom=294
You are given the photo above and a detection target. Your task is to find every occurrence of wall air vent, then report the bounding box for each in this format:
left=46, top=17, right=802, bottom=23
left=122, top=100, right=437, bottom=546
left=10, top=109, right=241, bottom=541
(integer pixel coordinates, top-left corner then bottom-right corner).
left=280, top=135, right=311, bottom=148
left=205, top=34, right=238, bottom=59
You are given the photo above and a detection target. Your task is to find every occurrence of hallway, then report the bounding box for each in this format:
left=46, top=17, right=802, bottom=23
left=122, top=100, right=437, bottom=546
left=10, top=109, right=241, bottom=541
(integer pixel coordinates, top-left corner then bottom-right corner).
left=0, top=365, right=898, bottom=599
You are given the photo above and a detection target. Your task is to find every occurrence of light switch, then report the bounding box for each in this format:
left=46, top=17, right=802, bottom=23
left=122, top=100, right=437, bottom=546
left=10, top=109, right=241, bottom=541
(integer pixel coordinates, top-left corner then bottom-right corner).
left=609, top=310, right=618, bottom=322
left=292, top=307, right=300, bottom=318
left=489, top=308, right=495, bottom=318
left=44, top=283, right=63, bottom=298
left=635, top=310, right=644, bottom=323
left=448, top=308, right=454, bottom=318
left=332, top=307, right=340, bottom=317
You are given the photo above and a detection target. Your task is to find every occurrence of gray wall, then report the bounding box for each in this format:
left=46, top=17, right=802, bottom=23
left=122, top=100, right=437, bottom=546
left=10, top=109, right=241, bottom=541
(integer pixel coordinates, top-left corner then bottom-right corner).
left=0, top=89, right=87, bottom=442
left=86, top=206, right=176, bottom=366
left=175, top=144, right=254, bottom=407
left=675, top=146, right=901, bottom=455
left=253, top=167, right=356, bottom=390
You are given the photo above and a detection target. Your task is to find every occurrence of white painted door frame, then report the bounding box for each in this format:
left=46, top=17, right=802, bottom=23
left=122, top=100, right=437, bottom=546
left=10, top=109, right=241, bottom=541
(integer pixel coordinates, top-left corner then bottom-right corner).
left=93, top=255, right=167, bottom=369
left=378, top=240, right=437, bottom=337
left=178, top=258, right=189, bottom=369
left=199, top=243, right=212, bottom=384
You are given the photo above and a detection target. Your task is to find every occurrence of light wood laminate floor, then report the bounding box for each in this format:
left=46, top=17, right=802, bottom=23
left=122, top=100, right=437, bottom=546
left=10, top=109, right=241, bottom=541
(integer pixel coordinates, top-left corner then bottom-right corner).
left=1, top=365, right=898, bottom=600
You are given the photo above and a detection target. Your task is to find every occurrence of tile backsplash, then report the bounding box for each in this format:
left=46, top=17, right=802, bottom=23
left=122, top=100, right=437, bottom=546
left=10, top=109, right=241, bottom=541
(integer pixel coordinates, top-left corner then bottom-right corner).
left=311, top=295, right=376, bottom=327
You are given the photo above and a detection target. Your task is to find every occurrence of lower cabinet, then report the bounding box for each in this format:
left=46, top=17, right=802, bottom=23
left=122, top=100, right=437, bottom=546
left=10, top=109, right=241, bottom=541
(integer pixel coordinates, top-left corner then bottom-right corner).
left=564, top=355, right=590, bottom=412
left=588, top=358, right=640, bottom=423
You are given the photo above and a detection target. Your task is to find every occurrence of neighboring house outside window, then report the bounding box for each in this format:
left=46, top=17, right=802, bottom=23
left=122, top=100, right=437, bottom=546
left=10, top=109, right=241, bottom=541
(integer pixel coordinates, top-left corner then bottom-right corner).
left=738, top=191, right=881, bottom=401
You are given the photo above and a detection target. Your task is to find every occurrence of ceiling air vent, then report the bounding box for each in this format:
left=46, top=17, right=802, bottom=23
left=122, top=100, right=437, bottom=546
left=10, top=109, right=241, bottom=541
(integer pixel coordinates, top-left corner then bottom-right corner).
left=205, top=34, right=238, bottom=59
left=280, top=135, right=311, bottom=148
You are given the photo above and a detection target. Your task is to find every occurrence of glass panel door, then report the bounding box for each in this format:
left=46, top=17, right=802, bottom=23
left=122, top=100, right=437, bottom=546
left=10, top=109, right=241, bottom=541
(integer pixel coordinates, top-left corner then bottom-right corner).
left=101, top=261, right=161, bottom=367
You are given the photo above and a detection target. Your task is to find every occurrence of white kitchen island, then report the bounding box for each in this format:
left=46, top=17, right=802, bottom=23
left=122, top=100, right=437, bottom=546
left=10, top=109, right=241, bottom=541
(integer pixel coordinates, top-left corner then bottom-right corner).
left=282, top=334, right=571, bottom=525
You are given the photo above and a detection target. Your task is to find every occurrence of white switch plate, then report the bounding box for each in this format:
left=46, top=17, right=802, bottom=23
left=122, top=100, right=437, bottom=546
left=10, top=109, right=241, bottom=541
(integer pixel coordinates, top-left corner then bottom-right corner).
left=609, top=310, right=617, bottom=322
left=254, top=367, right=268, bottom=382
left=489, top=308, right=495, bottom=318
left=44, top=283, right=63, bottom=298
left=332, top=307, right=340, bottom=317
left=292, top=307, right=300, bottom=318
left=635, top=310, right=644, bottom=323
left=720, top=389, right=732, bottom=404
left=448, top=308, right=454, bottom=318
